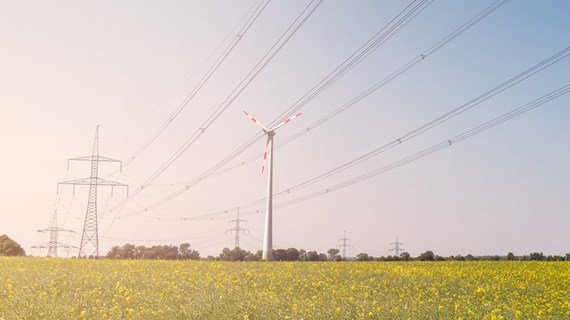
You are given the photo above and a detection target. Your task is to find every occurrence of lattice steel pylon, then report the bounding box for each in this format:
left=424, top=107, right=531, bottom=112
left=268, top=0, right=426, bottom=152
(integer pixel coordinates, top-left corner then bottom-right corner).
left=31, top=210, right=77, bottom=257
left=337, top=230, right=353, bottom=260
left=226, top=209, right=249, bottom=249
left=389, top=236, right=404, bottom=257
left=58, top=126, right=128, bottom=258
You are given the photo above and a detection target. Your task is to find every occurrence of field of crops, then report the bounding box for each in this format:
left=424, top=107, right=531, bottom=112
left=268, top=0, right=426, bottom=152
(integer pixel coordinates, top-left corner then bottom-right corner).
left=0, top=258, right=569, bottom=319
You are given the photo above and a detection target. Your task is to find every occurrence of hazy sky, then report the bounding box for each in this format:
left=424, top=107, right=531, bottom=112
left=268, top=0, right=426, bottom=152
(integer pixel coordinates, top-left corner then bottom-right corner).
left=1, top=0, right=569, bottom=258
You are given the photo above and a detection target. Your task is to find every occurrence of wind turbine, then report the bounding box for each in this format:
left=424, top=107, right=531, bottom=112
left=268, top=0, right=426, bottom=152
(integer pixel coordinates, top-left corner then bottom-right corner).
left=243, top=111, right=302, bottom=261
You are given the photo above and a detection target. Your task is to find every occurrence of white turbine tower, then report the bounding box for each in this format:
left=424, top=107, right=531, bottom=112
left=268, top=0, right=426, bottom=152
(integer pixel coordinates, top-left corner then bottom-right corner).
left=243, top=111, right=302, bottom=261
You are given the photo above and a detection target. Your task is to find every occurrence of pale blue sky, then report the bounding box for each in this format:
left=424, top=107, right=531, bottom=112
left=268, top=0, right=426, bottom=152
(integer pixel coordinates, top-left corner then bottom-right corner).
left=1, top=0, right=568, bottom=257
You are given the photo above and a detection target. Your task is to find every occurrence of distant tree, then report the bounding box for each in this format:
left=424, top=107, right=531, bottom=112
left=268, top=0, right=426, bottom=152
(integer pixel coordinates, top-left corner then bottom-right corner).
left=143, top=245, right=178, bottom=260
left=327, top=248, right=340, bottom=261
left=179, top=243, right=200, bottom=260
left=226, top=247, right=248, bottom=261
left=254, top=250, right=263, bottom=261
left=465, top=254, right=475, bottom=261
left=106, top=246, right=121, bottom=259
left=318, top=253, right=328, bottom=261
left=306, top=251, right=319, bottom=261
left=298, top=249, right=307, bottom=261
left=218, top=248, right=255, bottom=261
left=400, top=252, right=411, bottom=261
left=135, top=245, right=146, bottom=259
left=435, top=255, right=445, bottom=261
left=453, top=255, right=465, bottom=261
left=418, top=250, right=435, bottom=261
left=356, top=253, right=369, bottom=261
left=286, top=248, right=299, bottom=261
left=105, top=243, right=146, bottom=260
left=219, top=248, right=231, bottom=261
left=529, top=252, right=545, bottom=261
left=506, top=252, right=516, bottom=261
left=566, top=253, right=570, bottom=261
left=143, top=246, right=160, bottom=259
left=274, top=249, right=288, bottom=261
left=120, top=244, right=136, bottom=259
left=0, top=235, right=25, bottom=256
left=244, top=251, right=256, bottom=261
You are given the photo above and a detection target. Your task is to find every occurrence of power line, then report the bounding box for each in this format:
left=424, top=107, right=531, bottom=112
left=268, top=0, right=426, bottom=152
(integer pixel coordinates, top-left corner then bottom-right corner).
left=112, top=0, right=434, bottom=218
left=269, top=83, right=570, bottom=209
left=107, top=0, right=324, bottom=218
left=140, top=0, right=323, bottom=186
left=118, top=0, right=272, bottom=172
left=268, top=0, right=435, bottom=128
left=171, top=48, right=570, bottom=220
left=104, top=0, right=324, bottom=227
left=102, top=225, right=227, bottom=243
left=220, top=0, right=511, bottom=178
left=143, top=82, right=570, bottom=222
left=209, top=0, right=508, bottom=179
left=234, top=0, right=510, bottom=168
left=264, top=47, right=570, bottom=198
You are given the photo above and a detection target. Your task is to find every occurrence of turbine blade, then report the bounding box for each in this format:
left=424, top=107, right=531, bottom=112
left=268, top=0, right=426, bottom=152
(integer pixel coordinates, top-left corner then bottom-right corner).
left=243, top=111, right=268, bottom=132
left=271, top=113, right=302, bottom=131
left=262, top=135, right=270, bottom=174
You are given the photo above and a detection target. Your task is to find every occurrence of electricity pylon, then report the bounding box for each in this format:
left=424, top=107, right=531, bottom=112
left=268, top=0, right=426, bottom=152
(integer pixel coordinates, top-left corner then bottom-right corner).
left=389, top=236, right=404, bottom=257
left=31, top=210, right=77, bottom=257
left=226, top=209, right=249, bottom=249
left=337, top=230, right=353, bottom=260
left=58, top=126, right=128, bottom=258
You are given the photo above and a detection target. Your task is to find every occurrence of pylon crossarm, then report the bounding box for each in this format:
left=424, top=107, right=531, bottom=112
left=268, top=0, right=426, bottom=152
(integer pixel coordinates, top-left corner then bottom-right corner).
left=37, top=227, right=74, bottom=233
left=32, top=243, right=78, bottom=248
left=58, top=177, right=126, bottom=186
left=68, top=155, right=122, bottom=163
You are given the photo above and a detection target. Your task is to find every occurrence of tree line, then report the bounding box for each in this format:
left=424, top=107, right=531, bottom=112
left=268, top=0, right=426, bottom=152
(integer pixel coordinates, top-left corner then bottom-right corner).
left=1, top=234, right=568, bottom=262
left=354, top=250, right=570, bottom=262
left=213, top=248, right=570, bottom=262
left=104, top=244, right=570, bottom=262
left=106, top=243, right=200, bottom=260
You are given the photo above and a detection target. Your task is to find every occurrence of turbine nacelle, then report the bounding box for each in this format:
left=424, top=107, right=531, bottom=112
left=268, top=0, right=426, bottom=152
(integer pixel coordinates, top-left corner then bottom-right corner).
left=243, top=111, right=301, bottom=174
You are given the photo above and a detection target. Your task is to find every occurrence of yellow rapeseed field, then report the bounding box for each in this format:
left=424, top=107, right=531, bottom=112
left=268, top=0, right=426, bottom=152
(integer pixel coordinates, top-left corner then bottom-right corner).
left=0, top=258, right=568, bottom=319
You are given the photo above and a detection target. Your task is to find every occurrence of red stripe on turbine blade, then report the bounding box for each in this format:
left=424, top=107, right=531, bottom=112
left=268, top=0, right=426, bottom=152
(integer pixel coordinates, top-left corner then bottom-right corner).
left=284, top=119, right=291, bottom=123
left=243, top=111, right=257, bottom=123
left=263, top=152, right=267, bottom=160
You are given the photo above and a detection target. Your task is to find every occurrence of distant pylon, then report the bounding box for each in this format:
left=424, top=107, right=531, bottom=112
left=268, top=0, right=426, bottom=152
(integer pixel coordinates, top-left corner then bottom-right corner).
left=58, top=126, right=128, bottom=258
left=226, top=209, right=249, bottom=248
left=337, top=230, right=353, bottom=260
left=389, top=236, right=404, bottom=256
left=31, top=210, right=77, bottom=257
